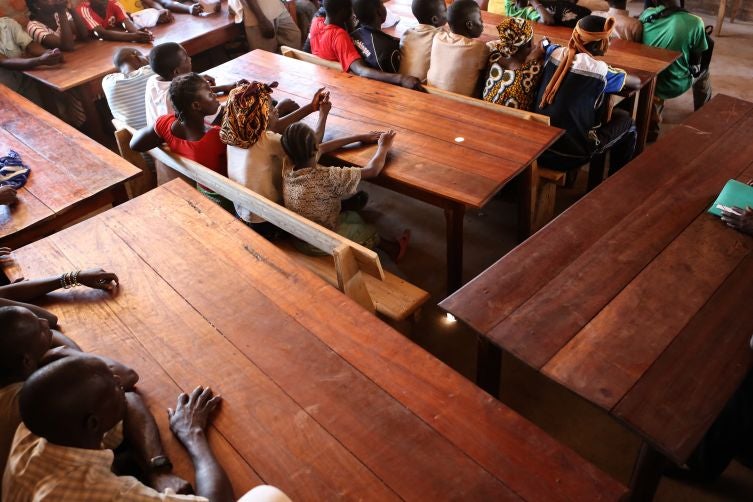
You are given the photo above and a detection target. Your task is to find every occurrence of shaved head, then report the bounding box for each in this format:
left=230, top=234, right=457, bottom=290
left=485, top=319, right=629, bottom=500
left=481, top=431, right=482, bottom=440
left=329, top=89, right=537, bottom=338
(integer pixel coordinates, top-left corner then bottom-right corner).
left=0, top=306, right=52, bottom=382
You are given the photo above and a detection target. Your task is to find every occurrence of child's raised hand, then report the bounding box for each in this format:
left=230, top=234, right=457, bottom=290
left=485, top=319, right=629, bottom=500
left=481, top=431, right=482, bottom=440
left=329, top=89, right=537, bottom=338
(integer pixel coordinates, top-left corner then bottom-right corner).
left=378, top=130, right=397, bottom=149
left=310, top=88, right=328, bottom=110
left=318, top=92, right=332, bottom=114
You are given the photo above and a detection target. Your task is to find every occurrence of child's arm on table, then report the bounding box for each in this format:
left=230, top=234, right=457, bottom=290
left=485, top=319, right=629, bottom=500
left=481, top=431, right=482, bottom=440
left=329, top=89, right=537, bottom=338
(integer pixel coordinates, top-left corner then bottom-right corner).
left=155, top=0, right=204, bottom=15
left=0, top=43, right=62, bottom=70
left=272, top=87, right=329, bottom=133
left=349, top=59, right=424, bottom=90
left=360, top=130, right=396, bottom=179
left=319, top=131, right=381, bottom=155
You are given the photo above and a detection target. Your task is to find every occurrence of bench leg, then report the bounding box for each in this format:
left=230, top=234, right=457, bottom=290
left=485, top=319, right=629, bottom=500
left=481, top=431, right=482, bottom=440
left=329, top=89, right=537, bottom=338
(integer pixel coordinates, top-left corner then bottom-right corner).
left=517, top=163, right=535, bottom=241
left=445, top=203, right=465, bottom=294
left=716, top=0, right=726, bottom=36
left=635, top=78, right=656, bottom=155
left=534, top=182, right=558, bottom=232
left=476, top=336, right=502, bottom=397
left=626, top=442, right=666, bottom=502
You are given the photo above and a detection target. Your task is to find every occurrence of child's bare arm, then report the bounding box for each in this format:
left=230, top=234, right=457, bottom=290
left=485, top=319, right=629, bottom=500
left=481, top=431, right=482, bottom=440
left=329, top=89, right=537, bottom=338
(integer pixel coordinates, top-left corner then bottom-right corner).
left=70, top=9, right=90, bottom=40
left=272, top=88, right=328, bottom=133
left=131, top=126, right=166, bottom=152
left=156, top=0, right=204, bottom=15
left=92, top=26, right=153, bottom=42
left=0, top=46, right=62, bottom=70
left=529, top=0, right=555, bottom=25
left=360, top=130, right=396, bottom=179
left=319, top=131, right=380, bottom=155
left=313, top=92, right=331, bottom=143
left=39, top=6, right=77, bottom=51
left=350, top=59, right=424, bottom=91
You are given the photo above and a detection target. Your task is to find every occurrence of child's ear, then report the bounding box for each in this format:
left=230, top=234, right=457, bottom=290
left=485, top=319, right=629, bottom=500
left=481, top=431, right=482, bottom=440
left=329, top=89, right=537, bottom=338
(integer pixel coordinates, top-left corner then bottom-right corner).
left=466, top=19, right=473, bottom=31
left=431, top=14, right=439, bottom=25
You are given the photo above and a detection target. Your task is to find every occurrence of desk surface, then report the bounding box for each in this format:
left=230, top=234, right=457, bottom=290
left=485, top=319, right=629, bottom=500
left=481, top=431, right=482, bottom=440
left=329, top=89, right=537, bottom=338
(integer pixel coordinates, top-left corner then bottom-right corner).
left=6, top=179, right=626, bottom=501
left=384, top=0, right=679, bottom=84
left=210, top=50, right=562, bottom=208
left=23, top=1, right=240, bottom=92
left=0, top=85, right=139, bottom=247
left=441, top=94, right=753, bottom=464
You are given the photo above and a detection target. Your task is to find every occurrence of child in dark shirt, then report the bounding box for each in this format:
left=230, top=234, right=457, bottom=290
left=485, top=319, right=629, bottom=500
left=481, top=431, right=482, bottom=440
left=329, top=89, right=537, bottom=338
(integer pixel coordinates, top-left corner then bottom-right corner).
left=350, top=0, right=400, bottom=73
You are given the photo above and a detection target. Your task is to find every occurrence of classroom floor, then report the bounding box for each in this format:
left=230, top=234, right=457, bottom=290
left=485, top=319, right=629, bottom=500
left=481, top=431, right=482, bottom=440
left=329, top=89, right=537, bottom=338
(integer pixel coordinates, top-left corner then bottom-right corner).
left=362, top=5, right=753, bottom=500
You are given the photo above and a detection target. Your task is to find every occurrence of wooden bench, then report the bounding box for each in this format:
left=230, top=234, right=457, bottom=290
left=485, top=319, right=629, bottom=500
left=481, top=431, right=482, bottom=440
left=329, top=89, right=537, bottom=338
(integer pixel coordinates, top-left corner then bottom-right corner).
left=113, top=126, right=428, bottom=322
left=280, top=45, right=565, bottom=233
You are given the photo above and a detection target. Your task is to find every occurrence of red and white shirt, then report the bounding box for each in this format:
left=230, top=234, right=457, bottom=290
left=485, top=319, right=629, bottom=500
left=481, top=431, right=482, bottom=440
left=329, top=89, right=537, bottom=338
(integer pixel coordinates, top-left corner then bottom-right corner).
left=76, top=0, right=128, bottom=33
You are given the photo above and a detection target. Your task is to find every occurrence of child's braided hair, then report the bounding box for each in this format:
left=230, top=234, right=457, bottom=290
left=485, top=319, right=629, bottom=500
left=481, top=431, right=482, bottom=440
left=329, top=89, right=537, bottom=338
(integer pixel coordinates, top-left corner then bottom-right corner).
left=169, top=72, right=207, bottom=123
left=281, top=122, right=319, bottom=167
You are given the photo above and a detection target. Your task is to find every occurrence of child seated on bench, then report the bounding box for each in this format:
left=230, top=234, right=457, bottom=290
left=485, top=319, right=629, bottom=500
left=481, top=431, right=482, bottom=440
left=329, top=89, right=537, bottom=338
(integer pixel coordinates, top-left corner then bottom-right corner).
left=220, top=81, right=330, bottom=231
left=131, top=72, right=233, bottom=211
left=121, top=0, right=206, bottom=18
left=399, top=0, right=447, bottom=81
left=309, top=0, right=422, bottom=90
left=25, top=0, right=88, bottom=51
left=103, top=47, right=154, bottom=130
left=350, top=0, right=401, bottom=73
left=281, top=122, right=410, bottom=261
left=426, top=0, right=490, bottom=97
left=144, top=42, right=245, bottom=127
left=75, top=0, right=155, bottom=42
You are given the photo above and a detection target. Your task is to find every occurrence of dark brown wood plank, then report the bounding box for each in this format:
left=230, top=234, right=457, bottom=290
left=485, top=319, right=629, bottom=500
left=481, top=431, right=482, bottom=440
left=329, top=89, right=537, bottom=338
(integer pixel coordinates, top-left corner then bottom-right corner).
left=614, top=252, right=753, bottom=464
left=0, top=187, right=53, bottom=242
left=488, top=110, right=753, bottom=370
left=157, top=180, right=627, bottom=501
left=8, top=236, right=264, bottom=498
left=542, top=211, right=753, bottom=409
left=441, top=95, right=753, bottom=334
left=100, top=181, right=521, bottom=501
left=41, top=216, right=401, bottom=501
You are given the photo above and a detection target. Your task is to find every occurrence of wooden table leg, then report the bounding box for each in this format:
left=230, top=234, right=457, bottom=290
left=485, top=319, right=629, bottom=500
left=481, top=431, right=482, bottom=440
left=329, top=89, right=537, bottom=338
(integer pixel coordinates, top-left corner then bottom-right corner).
left=635, top=78, right=656, bottom=154
left=716, top=0, right=727, bottom=36
left=444, top=203, right=465, bottom=294
left=730, top=0, right=742, bottom=22
left=476, top=336, right=502, bottom=397
left=626, top=442, right=667, bottom=502
left=517, top=163, right=535, bottom=242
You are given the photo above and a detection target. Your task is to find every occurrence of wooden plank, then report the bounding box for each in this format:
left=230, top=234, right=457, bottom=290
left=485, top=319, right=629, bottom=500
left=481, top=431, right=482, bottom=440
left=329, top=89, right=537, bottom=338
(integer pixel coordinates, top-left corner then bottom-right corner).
left=97, top=183, right=521, bottom=500
left=441, top=95, right=753, bottom=334
left=614, top=252, right=753, bottom=464
left=157, top=180, right=627, bottom=502
left=542, top=212, right=753, bottom=409
left=7, top=237, right=264, bottom=498
left=488, top=111, right=753, bottom=369
left=0, top=187, right=53, bottom=242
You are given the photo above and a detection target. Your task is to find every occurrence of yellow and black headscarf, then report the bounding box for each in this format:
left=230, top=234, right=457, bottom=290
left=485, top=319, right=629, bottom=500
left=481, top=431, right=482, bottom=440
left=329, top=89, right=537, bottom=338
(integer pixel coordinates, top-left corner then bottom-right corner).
left=220, top=81, right=275, bottom=148
left=495, top=18, right=534, bottom=59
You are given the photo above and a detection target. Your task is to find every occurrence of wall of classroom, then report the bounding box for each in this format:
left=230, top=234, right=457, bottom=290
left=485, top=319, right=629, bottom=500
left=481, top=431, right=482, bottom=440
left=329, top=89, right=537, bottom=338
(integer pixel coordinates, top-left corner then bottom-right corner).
left=686, top=0, right=751, bottom=22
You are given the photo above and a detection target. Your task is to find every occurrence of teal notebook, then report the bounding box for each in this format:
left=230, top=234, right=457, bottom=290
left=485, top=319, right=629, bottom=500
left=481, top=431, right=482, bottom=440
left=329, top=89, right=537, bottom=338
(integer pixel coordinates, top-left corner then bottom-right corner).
left=708, top=179, right=753, bottom=217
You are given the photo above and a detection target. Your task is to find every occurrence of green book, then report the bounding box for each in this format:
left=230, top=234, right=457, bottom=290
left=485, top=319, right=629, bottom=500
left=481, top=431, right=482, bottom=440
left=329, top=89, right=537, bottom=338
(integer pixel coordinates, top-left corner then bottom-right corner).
left=708, top=179, right=753, bottom=217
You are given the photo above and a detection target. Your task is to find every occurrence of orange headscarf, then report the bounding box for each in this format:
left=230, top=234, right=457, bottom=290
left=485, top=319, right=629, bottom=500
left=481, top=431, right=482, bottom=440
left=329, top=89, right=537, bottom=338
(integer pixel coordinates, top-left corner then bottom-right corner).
left=539, top=17, right=615, bottom=108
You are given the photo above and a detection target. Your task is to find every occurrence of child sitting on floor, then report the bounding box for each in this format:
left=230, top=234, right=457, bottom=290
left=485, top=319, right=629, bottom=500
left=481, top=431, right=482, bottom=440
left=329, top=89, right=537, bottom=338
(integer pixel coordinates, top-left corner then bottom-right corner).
left=25, top=0, right=88, bottom=51
left=144, top=42, right=245, bottom=127
left=281, top=121, right=410, bottom=261
left=399, top=0, right=446, bottom=81
left=350, top=0, right=401, bottom=73
left=220, top=81, right=330, bottom=230
left=309, top=0, right=422, bottom=90
left=131, top=72, right=233, bottom=211
left=75, top=0, right=155, bottom=42
left=426, top=0, right=490, bottom=97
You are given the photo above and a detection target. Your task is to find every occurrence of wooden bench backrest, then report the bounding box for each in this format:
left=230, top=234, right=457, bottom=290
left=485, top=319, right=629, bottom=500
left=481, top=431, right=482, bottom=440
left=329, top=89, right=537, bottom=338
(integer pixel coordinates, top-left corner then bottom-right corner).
left=114, top=122, right=386, bottom=313
left=280, top=45, right=341, bottom=71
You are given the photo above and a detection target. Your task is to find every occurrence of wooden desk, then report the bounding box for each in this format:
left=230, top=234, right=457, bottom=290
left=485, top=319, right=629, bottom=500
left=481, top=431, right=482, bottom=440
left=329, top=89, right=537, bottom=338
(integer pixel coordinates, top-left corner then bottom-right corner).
left=209, top=50, right=562, bottom=292
left=0, top=85, right=139, bottom=249
left=441, top=95, right=753, bottom=500
left=384, top=0, right=680, bottom=154
left=4, top=179, right=626, bottom=501
left=23, top=2, right=242, bottom=141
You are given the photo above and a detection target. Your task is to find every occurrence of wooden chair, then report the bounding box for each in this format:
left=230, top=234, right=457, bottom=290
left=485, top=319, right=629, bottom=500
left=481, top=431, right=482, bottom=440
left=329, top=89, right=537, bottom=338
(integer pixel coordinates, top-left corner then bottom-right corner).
left=112, top=119, right=157, bottom=198
left=112, top=124, right=429, bottom=321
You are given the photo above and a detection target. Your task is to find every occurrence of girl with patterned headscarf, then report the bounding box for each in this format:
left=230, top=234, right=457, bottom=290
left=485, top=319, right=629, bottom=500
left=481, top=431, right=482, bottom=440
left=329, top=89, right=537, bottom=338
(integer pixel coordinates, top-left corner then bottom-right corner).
left=220, top=82, right=331, bottom=227
left=482, top=18, right=545, bottom=111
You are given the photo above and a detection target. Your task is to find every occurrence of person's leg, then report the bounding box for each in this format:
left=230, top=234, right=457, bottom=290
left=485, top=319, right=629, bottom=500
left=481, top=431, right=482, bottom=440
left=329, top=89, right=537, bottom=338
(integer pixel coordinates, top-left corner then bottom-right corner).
left=595, top=108, right=637, bottom=174
left=692, top=70, right=712, bottom=111
left=275, top=10, right=302, bottom=50
left=244, top=24, right=280, bottom=53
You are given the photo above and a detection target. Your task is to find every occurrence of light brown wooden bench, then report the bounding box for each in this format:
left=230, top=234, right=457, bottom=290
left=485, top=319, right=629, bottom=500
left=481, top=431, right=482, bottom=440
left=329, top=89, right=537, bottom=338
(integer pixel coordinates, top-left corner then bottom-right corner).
left=113, top=125, right=429, bottom=322
left=280, top=45, right=565, bottom=232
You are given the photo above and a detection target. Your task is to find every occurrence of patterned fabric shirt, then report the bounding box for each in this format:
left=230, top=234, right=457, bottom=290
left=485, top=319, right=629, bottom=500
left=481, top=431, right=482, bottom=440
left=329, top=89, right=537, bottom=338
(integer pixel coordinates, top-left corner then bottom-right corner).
left=282, top=162, right=361, bottom=230
left=2, top=423, right=206, bottom=502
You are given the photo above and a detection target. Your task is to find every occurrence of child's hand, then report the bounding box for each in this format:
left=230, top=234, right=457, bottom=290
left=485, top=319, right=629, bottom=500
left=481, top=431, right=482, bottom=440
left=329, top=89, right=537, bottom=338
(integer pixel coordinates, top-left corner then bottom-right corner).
left=310, top=88, right=328, bottom=110
left=132, top=29, right=154, bottom=43
left=38, top=49, right=63, bottom=66
left=234, top=78, right=250, bottom=88
left=318, top=92, right=332, bottom=115
left=360, top=131, right=382, bottom=144
left=0, top=186, right=18, bottom=205
left=721, top=206, right=753, bottom=236
left=190, top=3, right=204, bottom=15
left=203, top=75, right=217, bottom=86
left=378, top=130, right=396, bottom=149
left=157, top=9, right=173, bottom=23
left=399, top=75, right=423, bottom=91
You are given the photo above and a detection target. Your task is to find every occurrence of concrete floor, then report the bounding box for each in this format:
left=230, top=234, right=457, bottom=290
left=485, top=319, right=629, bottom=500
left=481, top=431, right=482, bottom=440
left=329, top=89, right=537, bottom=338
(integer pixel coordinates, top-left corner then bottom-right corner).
left=363, top=5, right=753, bottom=499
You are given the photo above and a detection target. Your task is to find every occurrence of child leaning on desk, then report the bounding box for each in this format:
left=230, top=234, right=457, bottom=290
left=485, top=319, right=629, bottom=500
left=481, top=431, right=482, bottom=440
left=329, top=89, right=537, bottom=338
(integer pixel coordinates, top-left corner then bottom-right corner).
left=76, top=0, right=154, bottom=42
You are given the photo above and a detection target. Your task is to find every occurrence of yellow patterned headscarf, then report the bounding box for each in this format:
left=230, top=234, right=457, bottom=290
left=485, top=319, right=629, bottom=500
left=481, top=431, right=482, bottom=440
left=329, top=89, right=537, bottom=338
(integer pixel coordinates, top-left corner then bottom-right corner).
left=220, top=81, right=275, bottom=148
left=495, top=18, right=534, bottom=58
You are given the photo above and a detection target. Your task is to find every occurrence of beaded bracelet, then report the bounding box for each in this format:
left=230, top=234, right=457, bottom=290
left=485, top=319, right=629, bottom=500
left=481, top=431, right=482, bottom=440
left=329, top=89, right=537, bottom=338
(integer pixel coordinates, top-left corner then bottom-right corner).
left=60, top=271, right=82, bottom=289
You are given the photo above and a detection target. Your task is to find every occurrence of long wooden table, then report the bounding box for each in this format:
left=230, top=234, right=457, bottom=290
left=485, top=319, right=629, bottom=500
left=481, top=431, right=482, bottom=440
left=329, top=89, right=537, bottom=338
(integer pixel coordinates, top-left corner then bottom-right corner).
left=0, top=84, right=139, bottom=249
left=441, top=94, right=753, bottom=500
left=3, top=179, right=627, bottom=501
left=23, top=2, right=242, bottom=141
left=384, top=0, right=680, bottom=154
left=209, top=50, right=562, bottom=292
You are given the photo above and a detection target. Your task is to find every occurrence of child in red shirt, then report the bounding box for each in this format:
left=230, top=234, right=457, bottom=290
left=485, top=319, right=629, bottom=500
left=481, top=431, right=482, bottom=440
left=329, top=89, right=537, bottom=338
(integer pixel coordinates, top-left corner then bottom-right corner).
left=76, top=0, right=153, bottom=42
left=130, top=72, right=232, bottom=211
